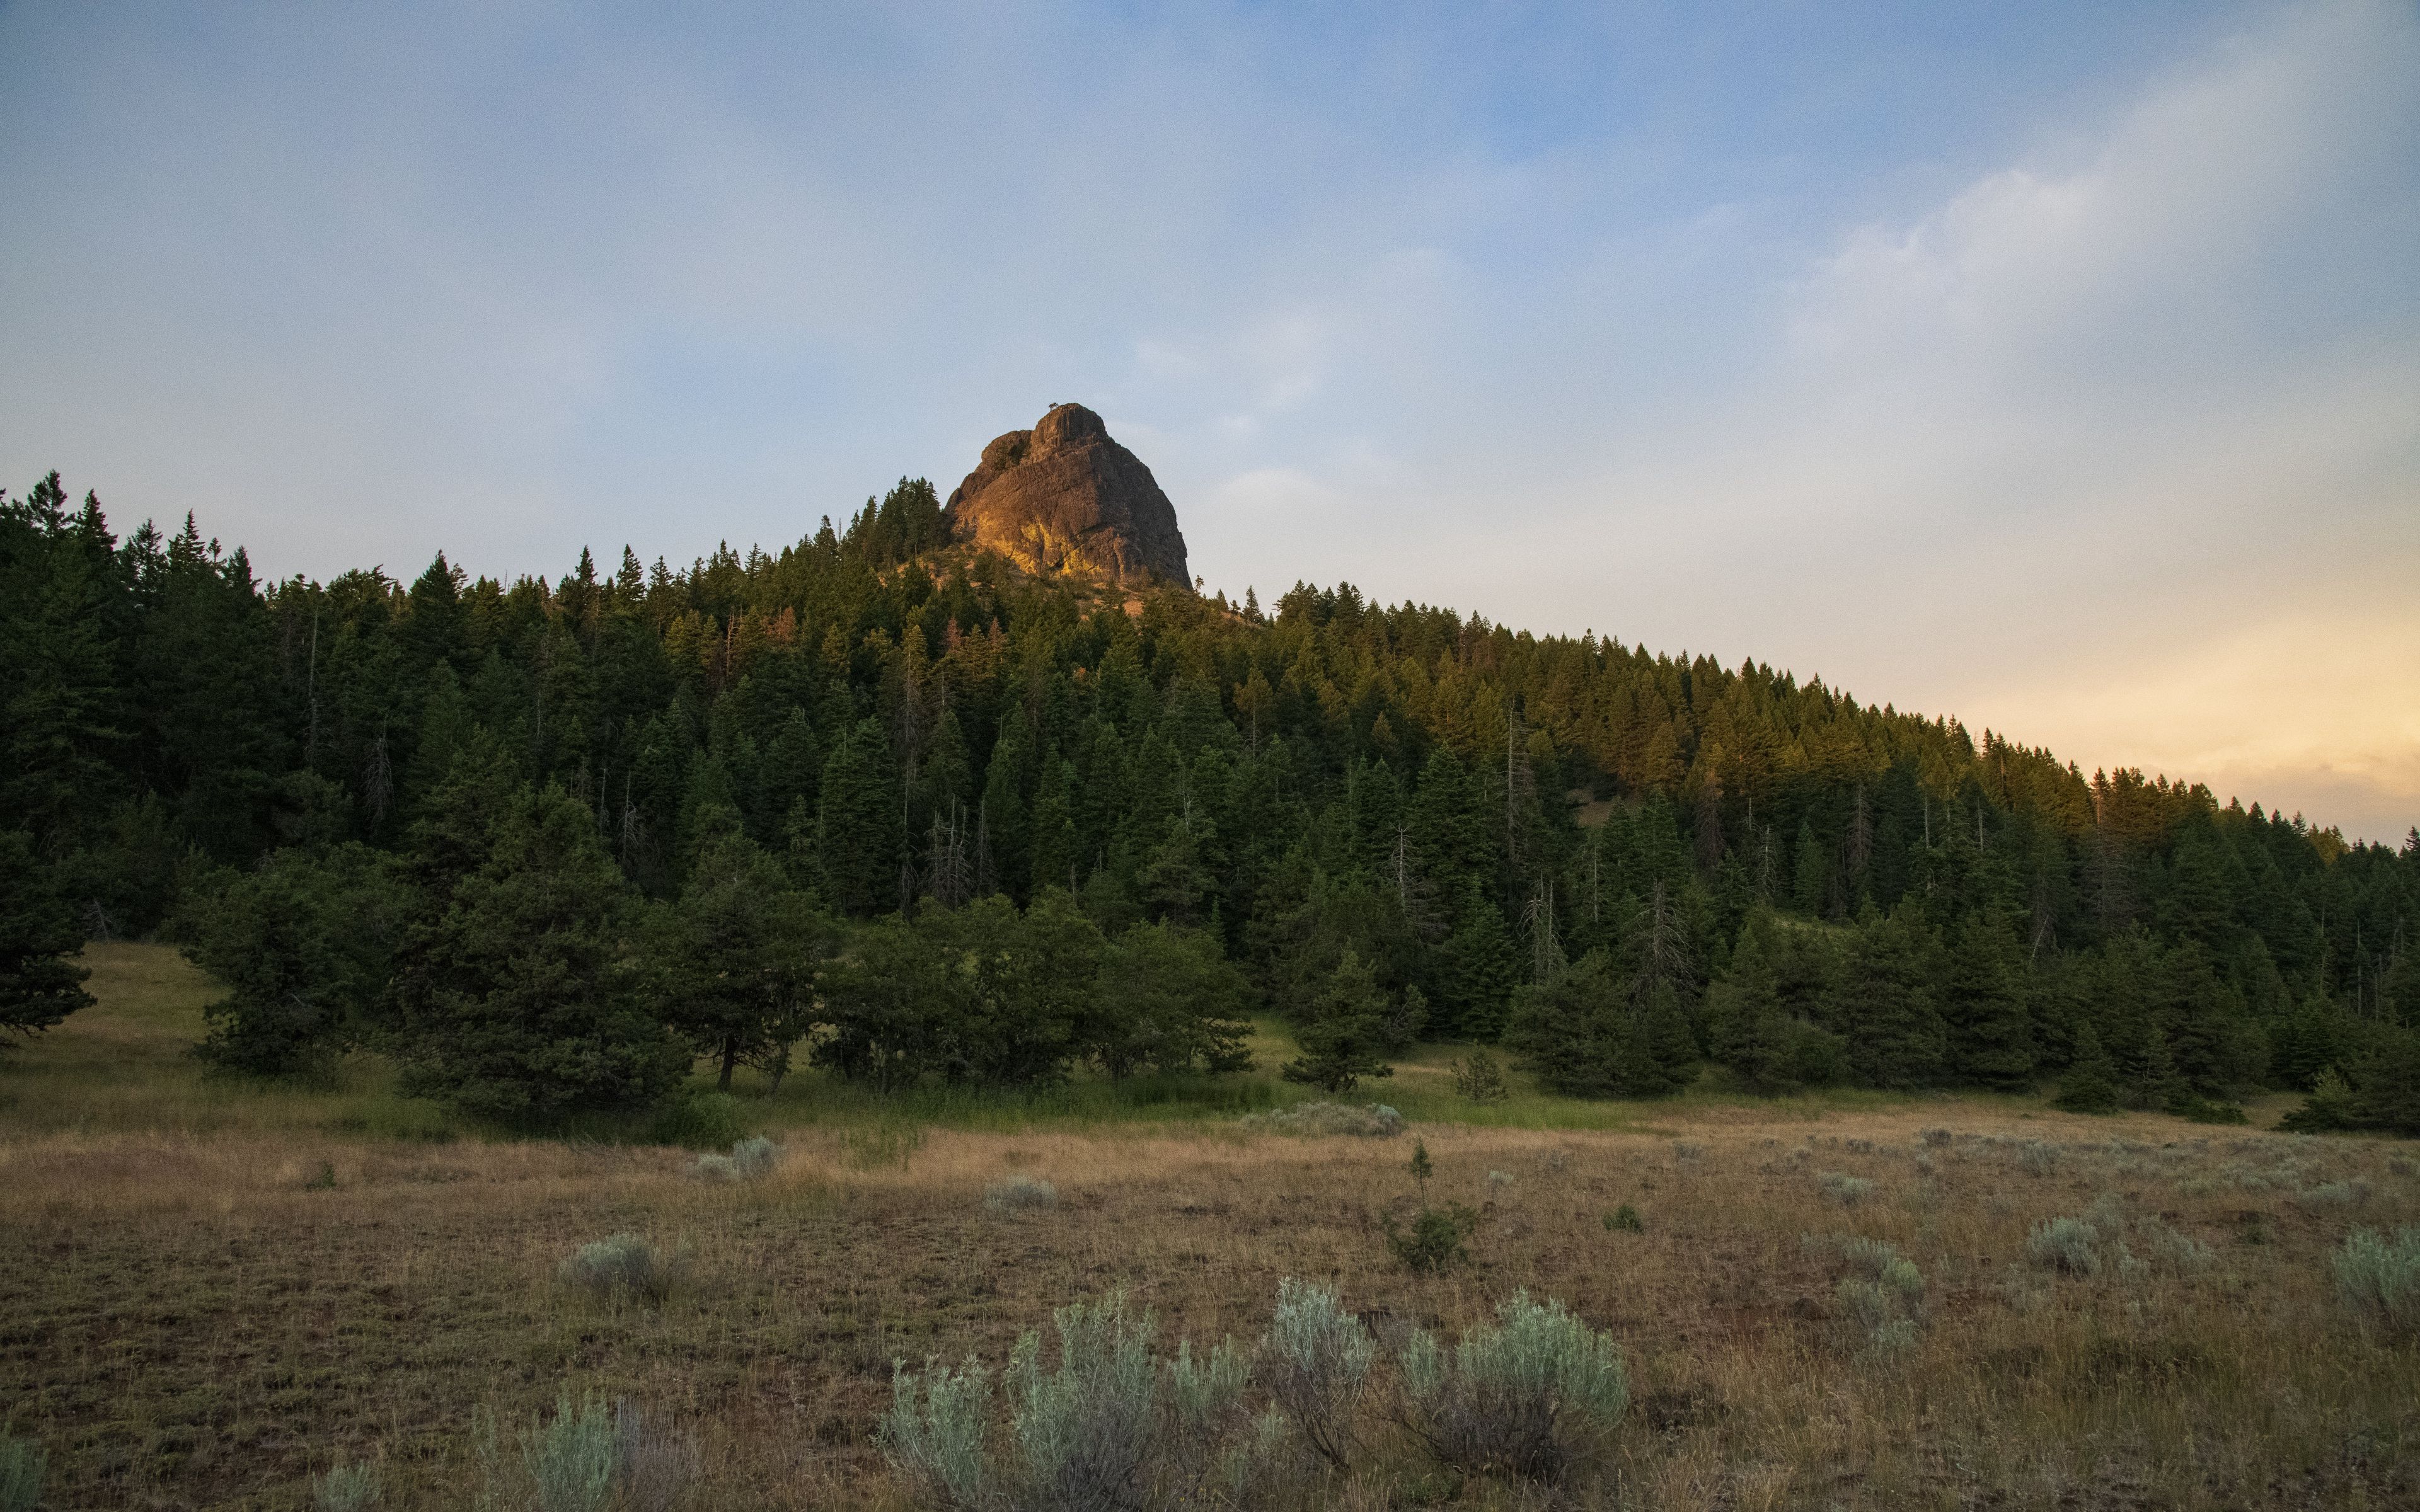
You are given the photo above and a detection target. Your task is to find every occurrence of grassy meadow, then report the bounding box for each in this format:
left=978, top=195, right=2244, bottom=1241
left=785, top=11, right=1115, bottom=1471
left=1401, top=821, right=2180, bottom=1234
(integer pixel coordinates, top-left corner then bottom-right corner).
left=1, top=944, right=2416, bottom=1509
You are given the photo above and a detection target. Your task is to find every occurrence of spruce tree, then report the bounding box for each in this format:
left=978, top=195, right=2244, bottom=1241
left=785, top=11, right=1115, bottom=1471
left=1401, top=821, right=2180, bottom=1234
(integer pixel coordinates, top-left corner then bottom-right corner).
left=817, top=718, right=901, bottom=916
left=0, top=830, right=93, bottom=1046
left=395, top=782, right=686, bottom=1120
left=2054, top=1020, right=2121, bottom=1113
left=1942, top=914, right=2034, bottom=1089
left=1836, top=904, right=1947, bottom=1088
left=1283, top=948, right=1395, bottom=1094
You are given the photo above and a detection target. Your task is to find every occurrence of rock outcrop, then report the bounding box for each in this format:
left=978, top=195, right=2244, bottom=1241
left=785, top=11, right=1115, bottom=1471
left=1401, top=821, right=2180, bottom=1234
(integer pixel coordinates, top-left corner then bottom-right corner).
left=941, top=403, right=1190, bottom=590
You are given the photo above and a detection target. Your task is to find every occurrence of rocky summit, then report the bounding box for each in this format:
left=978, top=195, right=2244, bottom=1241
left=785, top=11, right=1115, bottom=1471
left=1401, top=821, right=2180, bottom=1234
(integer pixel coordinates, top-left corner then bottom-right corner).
left=941, top=403, right=1190, bottom=590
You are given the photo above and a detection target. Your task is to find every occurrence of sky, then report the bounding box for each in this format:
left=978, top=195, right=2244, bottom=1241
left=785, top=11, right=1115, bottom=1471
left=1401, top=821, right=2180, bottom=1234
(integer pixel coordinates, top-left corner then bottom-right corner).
left=3, top=0, right=2414, bottom=840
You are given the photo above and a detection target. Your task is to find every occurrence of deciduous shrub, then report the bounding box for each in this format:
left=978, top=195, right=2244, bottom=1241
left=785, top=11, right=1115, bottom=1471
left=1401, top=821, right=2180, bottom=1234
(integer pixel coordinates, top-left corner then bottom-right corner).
left=985, top=1176, right=1059, bottom=1213
left=2333, top=1227, right=2420, bottom=1337
left=1397, top=1291, right=1628, bottom=1484
left=557, top=1234, right=684, bottom=1305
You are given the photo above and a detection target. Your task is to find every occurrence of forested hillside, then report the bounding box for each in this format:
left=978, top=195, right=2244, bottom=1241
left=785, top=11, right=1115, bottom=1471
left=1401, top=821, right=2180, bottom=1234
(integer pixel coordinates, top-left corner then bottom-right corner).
left=4, top=471, right=2415, bottom=1130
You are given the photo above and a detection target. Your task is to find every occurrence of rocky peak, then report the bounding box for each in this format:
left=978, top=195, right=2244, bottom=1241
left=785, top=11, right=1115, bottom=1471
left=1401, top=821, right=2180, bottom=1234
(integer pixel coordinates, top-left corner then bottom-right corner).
left=942, top=403, right=1190, bottom=590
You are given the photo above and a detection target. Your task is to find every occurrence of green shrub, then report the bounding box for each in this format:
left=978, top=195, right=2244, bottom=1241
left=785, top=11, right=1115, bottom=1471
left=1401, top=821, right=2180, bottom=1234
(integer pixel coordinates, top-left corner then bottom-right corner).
left=556, top=1234, right=684, bottom=1305
left=2026, top=1217, right=2101, bottom=1276
left=1603, top=1204, right=1644, bottom=1234
left=1451, top=1050, right=1511, bottom=1104
left=1259, top=1277, right=1373, bottom=1472
left=1384, top=1203, right=1479, bottom=1273
left=2334, top=1227, right=2420, bottom=1337
left=647, top=1092, right=748, bottom=1149
left=1397, top=1290, right=1628, bottom=1484
left=985, top=1176, right=1059, bottom=1213
left=312, top=1455, right=383, bottom=1511
left=0, top=1433, right=45, bottom=1512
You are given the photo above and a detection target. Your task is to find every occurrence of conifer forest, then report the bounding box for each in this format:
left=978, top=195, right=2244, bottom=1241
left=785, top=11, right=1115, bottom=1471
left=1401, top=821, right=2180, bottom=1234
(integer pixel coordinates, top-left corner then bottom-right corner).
left=6, top=469, right=2416, bottom=1133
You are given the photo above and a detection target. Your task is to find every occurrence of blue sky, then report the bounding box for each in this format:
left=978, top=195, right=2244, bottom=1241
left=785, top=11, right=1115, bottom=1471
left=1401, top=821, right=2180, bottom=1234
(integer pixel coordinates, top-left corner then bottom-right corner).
left=3, top=1, right=2414, bottom=839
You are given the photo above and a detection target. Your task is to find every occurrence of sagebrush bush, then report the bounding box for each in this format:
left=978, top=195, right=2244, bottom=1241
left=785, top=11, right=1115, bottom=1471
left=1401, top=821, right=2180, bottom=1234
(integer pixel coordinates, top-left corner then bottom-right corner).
left=1260, top=1277, right=1373, bottom=1472
left=313, top=1455, right=382, bottom=1511
left=1005, top=1291, right=1160, bottom=1511
left=1241, top=1101, right=1404, bottom=1137
left=1818, top=1171, right=1876, bottom=1206
left=2027, top=1217, right=2102, bottom=1276
left=1919, top=1128, right=1953, bottom=1148
left=1603, top=1204, right=1644, bottom=1234
left=2333, top=1227, right=2420, bottom=1337
left=556, top=1234, right=684, bottom=1305
left=2017, top=1140, right=2059, bottom=1177
left=0, top=1433, right=45, bottom=1512
left=1397, top=1290, right=1628, bottom=1484
left=518, top=1395, right=617, bottom=1512
left=985, top=1176, right=1059, bottom=1213
left=2295, top=1179, right=2372, bottom=1209
left=884, top=1357, right=994, bottom=1510
left=729, top=1135, right=778, bottom=1179
left=1804, top=1235, right=1923, bottom=1351
left=692, top=1135, right=780, bottom=1183
left=884, top=1291, right=1279, bottom=1511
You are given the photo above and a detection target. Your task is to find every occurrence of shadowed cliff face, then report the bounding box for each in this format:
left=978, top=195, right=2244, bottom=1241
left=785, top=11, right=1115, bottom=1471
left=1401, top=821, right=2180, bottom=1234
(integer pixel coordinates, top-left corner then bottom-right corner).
left=941, top=403, right=1190, bottom=590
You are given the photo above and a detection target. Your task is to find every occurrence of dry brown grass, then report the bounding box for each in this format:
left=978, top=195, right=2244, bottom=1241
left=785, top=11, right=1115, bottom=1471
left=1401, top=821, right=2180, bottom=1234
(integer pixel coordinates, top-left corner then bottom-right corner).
left=1, top=948, right=2415, bottom=1509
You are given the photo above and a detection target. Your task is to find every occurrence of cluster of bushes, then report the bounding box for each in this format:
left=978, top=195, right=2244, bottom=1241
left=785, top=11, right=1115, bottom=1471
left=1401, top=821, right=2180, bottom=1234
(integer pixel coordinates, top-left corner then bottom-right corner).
left=882, top=1279, right=1628, bottom=1508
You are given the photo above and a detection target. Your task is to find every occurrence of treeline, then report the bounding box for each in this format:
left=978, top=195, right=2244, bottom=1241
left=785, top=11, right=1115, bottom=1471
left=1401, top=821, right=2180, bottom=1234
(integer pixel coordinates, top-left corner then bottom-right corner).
left=2, top=470, right=2416, bottom=1130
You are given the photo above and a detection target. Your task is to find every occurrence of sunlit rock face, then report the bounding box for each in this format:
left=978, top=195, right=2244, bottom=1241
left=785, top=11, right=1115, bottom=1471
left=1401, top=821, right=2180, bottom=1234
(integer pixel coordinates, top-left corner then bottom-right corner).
left=941, top=403, right=1190, bottom=590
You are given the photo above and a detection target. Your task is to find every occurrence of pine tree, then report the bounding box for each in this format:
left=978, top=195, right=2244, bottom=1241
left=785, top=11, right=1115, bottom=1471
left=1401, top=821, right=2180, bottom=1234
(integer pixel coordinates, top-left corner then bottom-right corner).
left=647, top=832, right=827, bottom=1091
left=1283, top=949, right=1395, bottom=1094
